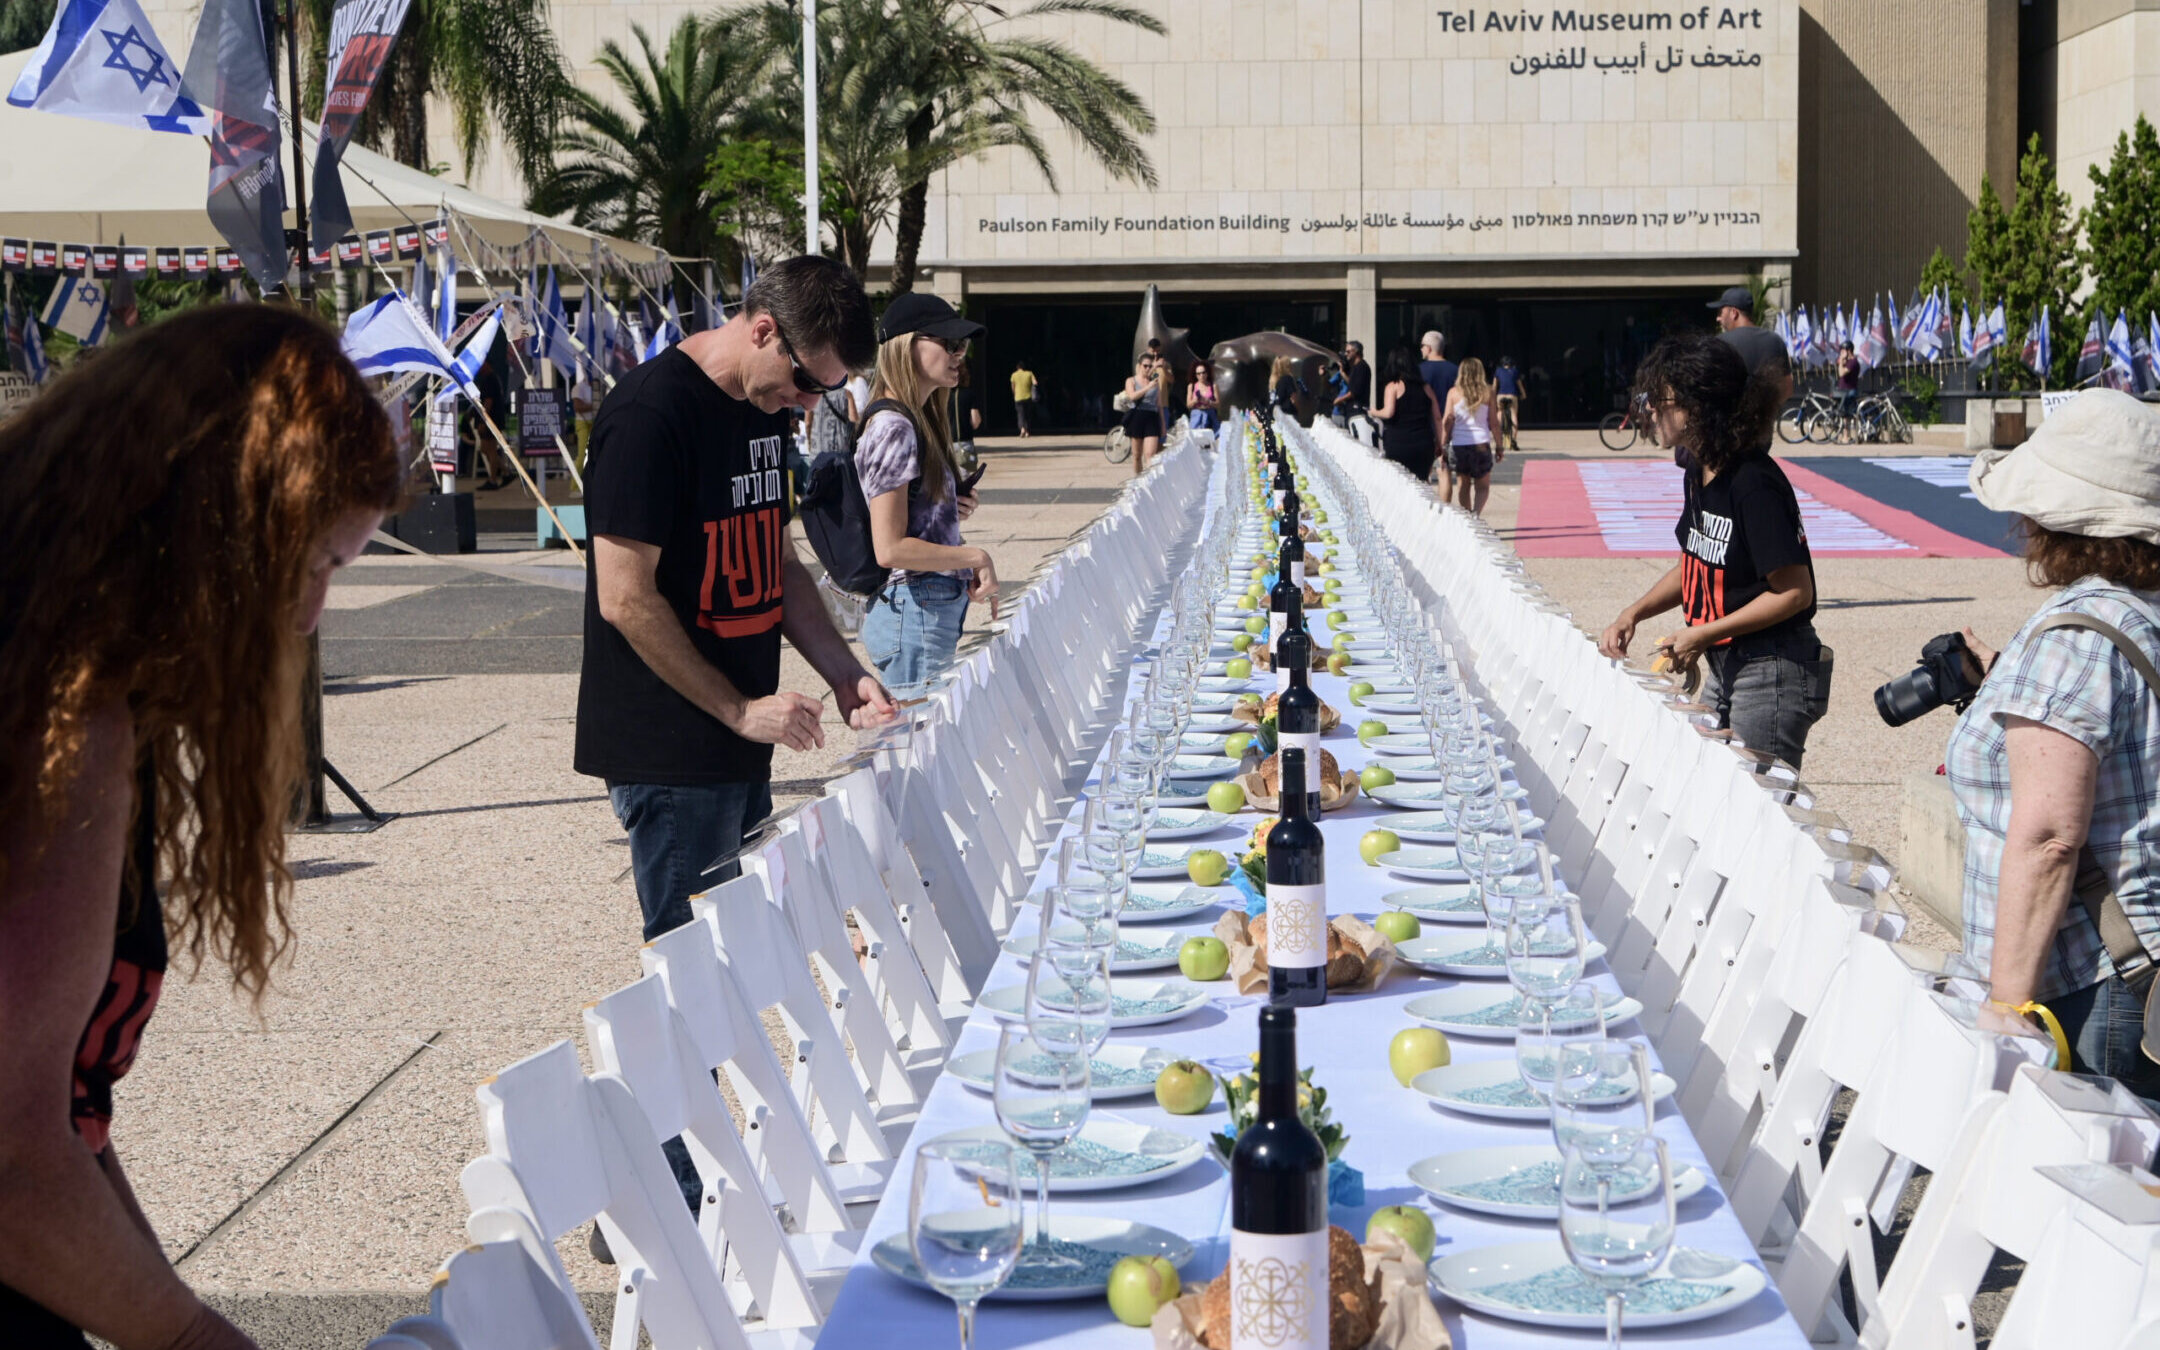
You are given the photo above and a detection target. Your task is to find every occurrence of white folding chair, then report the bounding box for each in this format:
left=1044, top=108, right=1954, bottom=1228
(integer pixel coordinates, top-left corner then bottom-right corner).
left=458, top=1041, right=752, bottom=1350
left=1993, top=1161, right=2160, bottom=1350
left=798, top=795, right=962, bottom=1053
left=429, top=1207, right=599, bottom=1350
left=368, top=1316, right=466, bottom=1350
left=825, top=767, right=985, bottom=1000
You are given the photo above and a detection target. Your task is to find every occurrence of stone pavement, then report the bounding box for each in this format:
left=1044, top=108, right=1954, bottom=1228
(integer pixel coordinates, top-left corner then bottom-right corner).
left=132, top=426, right=2024, bottom=1342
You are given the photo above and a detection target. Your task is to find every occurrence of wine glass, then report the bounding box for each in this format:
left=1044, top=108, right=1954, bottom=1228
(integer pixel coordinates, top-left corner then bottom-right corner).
left=910, top=1139, right=1024, bottom=1350
left=993, top=1025, right=1091, bottom=1269
left=1504, top=893, right=1589, bottom=1007
left=1558, top=1138, right=1678, bottom=1350
left=1551, top=1035, right=1657, bottom=1172
left=1475, top=839, right=1546, bottom=934
left=1024, top=943, right=1113, bottom=1061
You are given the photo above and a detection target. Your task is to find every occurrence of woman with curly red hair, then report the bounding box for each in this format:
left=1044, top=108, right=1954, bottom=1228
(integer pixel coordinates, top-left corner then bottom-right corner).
left=0, top=305, right=404, bottom=1348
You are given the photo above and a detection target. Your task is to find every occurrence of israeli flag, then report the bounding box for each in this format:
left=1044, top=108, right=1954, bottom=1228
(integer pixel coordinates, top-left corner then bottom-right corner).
left=434, top=306, right=502, bottom=404
left=2107, top=312, right=2138, bottom=390
left=42, top=276, right=110, bottom=345
left=536, top=267, right=579, bottom=375
left=343, top=291, right=459, bottom=382
left=642, top=297, right=683, bottom=362
left=435, top=247, right=458, bottom=344
left=22, top=309, right=49, bottom=384
left=7, top=0, right=206, bottom=134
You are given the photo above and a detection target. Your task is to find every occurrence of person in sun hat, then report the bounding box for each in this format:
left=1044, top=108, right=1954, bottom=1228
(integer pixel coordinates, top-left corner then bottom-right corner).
left=1948, top=388, right=2160, bottom=1099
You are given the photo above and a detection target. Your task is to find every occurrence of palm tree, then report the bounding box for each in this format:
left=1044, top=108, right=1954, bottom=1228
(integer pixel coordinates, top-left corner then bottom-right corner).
left=528, top=17, right=762, bottom=278
left=725, top=0, right=1162, bottom=294
left=298, top=0, right=570, bottom=181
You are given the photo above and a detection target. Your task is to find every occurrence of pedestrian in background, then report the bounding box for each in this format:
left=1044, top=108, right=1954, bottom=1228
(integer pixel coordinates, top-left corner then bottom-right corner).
left=1442, top=357, right=1499, bottom=516
left=1494, top=354, right=1525, bottom=453
left=1122, top=352, right=1168, bottom=474
left=859, top=293, right=1000, bottom=695
left=0, top=305, right=404, bottom=1350
left=1420, top=330, right=1459, bottom=499
left=1339, top=339, right=1372, bottom=413
left=1009, top=359, right=1038, bottom=437
left=1187, top=360, right=1220, bottom=432
left=1372, top=345, right=1442, bottom=484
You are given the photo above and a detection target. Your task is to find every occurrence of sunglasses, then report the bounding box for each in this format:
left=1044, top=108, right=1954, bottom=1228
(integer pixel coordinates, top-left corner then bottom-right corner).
left=916, top=334, right=970, bottom=355
left=776, top=326, right=847, bottom=395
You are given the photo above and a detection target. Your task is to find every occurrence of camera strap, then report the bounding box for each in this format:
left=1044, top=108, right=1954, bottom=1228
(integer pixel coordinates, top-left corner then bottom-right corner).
left=2028, top=611, right=2160, bottom=995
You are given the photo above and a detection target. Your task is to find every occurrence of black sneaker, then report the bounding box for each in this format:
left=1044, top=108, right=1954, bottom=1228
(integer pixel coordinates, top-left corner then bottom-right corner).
left=587, top=1222, right=614, bottom=1265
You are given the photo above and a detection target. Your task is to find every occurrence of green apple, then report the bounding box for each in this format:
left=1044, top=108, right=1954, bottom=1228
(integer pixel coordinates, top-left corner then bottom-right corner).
left=1366, top=1206, right=1435, bottom=1263
left=1234, top=595, right=1256, bottom=613
left=1244, top=616, right=1268, bottom=636
left=1235, top=693, right=1263, bottom=710
left=1348, top=681, right=1377, bottom=707
left=1357, top=719, right=1389, bottom=745
left=1186, top=849, right=1230, bottom=887
left=1107, top=1254, right=1183, bottom=1327
left=1373, top=909, right=1420, bottom=943
left=1360, top=764, right=1396, bottom=790
left=1230, top=633, right=1254, bottom=653
left=1316, top=560, right=1336, bottom=575
left=1250, top=566, right=1268, bottom=583
left=1324, top=531, right=1340, bottom=544
left=1207, top=781, right=1246, bottom=813
left=1177, top=937, right=1232, bottom=983
left=1359, top=828, right=1401, bottom=865
left=1327, top=652, right=1354, bottom=676
left=1224, top=657, right=1253, bottom=680
left=1332, top=633, right=1353, bottom=652
left=1314, top=509, right=1330, bottom=524
left=1390, top=1026, right=1452, bottom=1087
left=1325, top=577, right=1344, bottom=593
left=1327, top=610, right=1350, bottom=630
left=1223, top=732, right=1253, bottom=759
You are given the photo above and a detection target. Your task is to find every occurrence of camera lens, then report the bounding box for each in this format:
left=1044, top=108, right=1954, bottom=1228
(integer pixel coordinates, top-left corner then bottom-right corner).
left=1874, top=668, right=1940, bottom=727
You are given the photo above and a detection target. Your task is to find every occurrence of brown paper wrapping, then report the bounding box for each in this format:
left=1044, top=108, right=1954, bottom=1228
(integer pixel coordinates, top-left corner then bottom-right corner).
left=1229, top=697, right=1344, bottom=734
left=1148, top=1228, right=1450, bottom=1350
left=1235, top=771, right=1359, bottom=814
left=1213, top=911, right=1398, bottom=997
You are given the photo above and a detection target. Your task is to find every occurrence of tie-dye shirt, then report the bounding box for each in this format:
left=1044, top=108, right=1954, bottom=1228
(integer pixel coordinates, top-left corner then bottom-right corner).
left=856, top=408, right=968, bottom=583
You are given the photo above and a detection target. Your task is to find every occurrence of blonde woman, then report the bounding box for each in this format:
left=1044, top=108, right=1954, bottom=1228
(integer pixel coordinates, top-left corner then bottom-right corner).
left=1441, top=357, right=1499, bottom=515
left=858, top=294, right=997, bottom=696
left=1121, top=353, right=1168, bottom=474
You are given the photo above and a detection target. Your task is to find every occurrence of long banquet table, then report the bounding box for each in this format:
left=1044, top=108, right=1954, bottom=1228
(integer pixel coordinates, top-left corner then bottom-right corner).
left=815, top=438, right=1809, bottom=1348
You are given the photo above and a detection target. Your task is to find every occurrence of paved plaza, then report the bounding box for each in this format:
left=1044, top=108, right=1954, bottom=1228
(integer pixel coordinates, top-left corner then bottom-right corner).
left=134, top=428, right=2015, bottom=1339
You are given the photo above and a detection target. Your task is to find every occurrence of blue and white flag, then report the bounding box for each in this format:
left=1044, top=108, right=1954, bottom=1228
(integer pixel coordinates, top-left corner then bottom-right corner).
left=2107, top=312, right=2138, bottom=391
left=22, top=308, right=48, bottom=385
left=1958, top=306, right=1975, bottom=362
left=1983, top=302, right=2007, bottom=360
left=1911, top=290, right=1945, bottom=360
left=434, top=305, right=502, bottom=404
left=343, top=291, right=459, bottom=382
left=534, top=267, right=579, bottom=374
left=642, top=295, right=684, bottom=361
left=6, top=0, right=206, bottom=133
left=42, top=275, right=110, bottom=345
left=435, top=245, right=458, bottom=344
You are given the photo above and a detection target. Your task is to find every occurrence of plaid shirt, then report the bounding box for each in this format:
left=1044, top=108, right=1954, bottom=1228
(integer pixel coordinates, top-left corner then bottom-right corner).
left=1946, top=577, right=2160, bottom=998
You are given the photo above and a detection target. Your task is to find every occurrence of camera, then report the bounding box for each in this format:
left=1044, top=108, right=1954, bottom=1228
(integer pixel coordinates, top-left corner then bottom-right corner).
left=1875, top=632, right=1986, bottom=726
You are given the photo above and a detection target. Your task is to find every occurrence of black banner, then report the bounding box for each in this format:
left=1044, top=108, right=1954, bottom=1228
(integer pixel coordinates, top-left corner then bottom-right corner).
left=311, top=0, right=414, bottom=251
left=185, top=0, right=287, bottom=289
left=515, top=386, right=567, bottom=456
left=119, top=248, right=149, bottom=278
left=1, top=240, right=24, bottom=273
left=154, top=247, right=182, bottom=276
left=60, top=245, right=89, bottom=274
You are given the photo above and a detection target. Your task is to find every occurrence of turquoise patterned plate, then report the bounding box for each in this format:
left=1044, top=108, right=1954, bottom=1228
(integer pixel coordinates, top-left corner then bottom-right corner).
left=919, top=1117, right=1208, bottom=1193
left=1385, top=883, right=1487, bottom=924
left=872, top=1215, right=1193, bottom=1302
left=1147, top=809, right=1237, bottom=840
left=1376, top=847, right=1468, bottom=882
left=1396, top=931, right=1609, bottom=979
left=1368, top=780, right=1531, bottom=809
left=1000, top=926, right=1192, bottom=973
left=1130, top=843, right=1222, bottom=878
left=979, top=977, right=1212, bottom=1028
left=1428, top=1240, right=1765, bottom=1329
left=1163, top=755, right=1240, bottom=782
left=947, top=1043, right=1178, bottom=1101
left=1409, top=1060, right=1677, bottom=1122
left=1403, top=988, right=1646, bottom=1039
left=1410, top=1146, right=1708, bottom=1220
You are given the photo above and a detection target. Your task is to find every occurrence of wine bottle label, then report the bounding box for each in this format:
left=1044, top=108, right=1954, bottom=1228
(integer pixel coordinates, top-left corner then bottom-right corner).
left=1264, top=882, right=1326, bottom=969
left=1273, top=490, right=1286, bottom=510
left=1289, top=561, right=1306, bottom=587
left=1276, top=666, right=1292, bottom=694
left=1228, top=1227, right=1330, bottom=1350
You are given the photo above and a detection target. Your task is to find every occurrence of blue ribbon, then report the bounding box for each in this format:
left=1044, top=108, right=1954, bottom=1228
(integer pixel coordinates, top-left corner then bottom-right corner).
left=1226, top=867, right=1266, bottom=917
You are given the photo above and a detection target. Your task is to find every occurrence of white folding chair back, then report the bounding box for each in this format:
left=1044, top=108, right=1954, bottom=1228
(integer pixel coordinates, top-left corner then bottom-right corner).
left=431, top=1207, right=600, bottom=1350
left=369, top=1316, right=466, bottom=1350
left=826, top=766, right=986, bottom=999
left=1992, top=1164, right=2160, bottom=1350
left=799, top=795, right=958, bottom=1054
left=458, top=1041, right=751, bottom=1350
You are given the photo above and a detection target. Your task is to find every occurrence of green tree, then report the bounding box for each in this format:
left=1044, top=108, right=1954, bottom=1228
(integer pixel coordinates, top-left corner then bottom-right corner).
left=1964, top=174, right=2012, bottom=308
left=298, top=0, right=570, bottom=180
left=0, top=0, right=53, bottom=55
left=2080, top=113, right=2160, bottom=326
left=529, top=17, right=764, bottom=286
left=705, top=139, right=808, bottom=276
left=1995, top=133, right=2083, bottom=387
left=1918, top=245, right=1964, bottom=302
left=725, top=0, right=1163, bottom=295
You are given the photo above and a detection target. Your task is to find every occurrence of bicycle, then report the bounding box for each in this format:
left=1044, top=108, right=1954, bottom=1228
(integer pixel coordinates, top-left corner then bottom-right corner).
left=1102, top=426, right=1132, bottom=463
left=1598, top=399, right=1660, bottom=452
left=1776, top=392, right=1834, bottom=444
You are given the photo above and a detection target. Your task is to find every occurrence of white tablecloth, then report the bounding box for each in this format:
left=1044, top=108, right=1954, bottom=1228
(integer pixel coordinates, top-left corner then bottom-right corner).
left=816, top=478, right=1807, bottom=1350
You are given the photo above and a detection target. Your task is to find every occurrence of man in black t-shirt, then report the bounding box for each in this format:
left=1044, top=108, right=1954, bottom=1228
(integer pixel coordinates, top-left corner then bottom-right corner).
left=576, top=255, right=891, bottom=947
left=1337, top=340, right=1372, bottom=413
left=1419, top=330, right=1459, bottom=494
left=1709, top=285, right=1794, bottom=406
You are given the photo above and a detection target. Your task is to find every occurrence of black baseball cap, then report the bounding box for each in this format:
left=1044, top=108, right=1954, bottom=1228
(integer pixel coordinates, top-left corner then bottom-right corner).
left=1707, top=285, right=1754, bottom=315
left=877, top=292, right=985, bottom=344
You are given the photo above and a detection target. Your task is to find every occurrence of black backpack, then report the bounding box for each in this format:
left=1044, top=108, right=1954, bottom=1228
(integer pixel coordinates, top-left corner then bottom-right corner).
left=798, top=396, right=916, bottom=597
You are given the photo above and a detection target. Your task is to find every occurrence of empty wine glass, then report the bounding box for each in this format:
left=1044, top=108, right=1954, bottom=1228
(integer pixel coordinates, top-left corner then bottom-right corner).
left=1551, top=1035, right=1657, bottom=1172
left=1023, top=944, right=1113, bottom=1061
left=993, top=1025, right=1091, bottom=1270
left=910, top=1139, right=1024, bottom=1350
left=1558, top=1138, right=1678, bottom=1350
left=1505, top=893, right=1589, bottom=1007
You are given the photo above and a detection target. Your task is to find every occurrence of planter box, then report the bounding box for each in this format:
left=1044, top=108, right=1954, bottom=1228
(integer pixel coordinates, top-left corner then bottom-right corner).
left=382, top=492, right=476, bottom=554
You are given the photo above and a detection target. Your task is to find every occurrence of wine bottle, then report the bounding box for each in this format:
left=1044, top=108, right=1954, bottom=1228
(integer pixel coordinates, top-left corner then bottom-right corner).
left=1277, top=608, right=1321, bottom=816
left=1274, top=583, right=1305, bottom=696
left=1228, top=1005, right=1329, bottom=1350
left=1271, top=446, right=1292, bottom=514
left=1277, top=506, right=1305, bottom=592
left=1267, top=534, right=1301, bottom=670
left=1264, top=748, right=1327, bottom=1008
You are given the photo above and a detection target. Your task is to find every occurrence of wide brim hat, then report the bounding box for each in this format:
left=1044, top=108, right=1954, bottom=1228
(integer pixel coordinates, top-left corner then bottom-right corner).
left=1969, top=389, right=2160, bottom=544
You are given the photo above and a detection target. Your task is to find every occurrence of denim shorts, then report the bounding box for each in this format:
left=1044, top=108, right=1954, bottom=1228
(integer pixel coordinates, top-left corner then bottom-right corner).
left=862, top=572, right=971, bottom=698
left=1449, top=443, right=1495, bottom=478
left=1701, top=627, right=1833, bottom=771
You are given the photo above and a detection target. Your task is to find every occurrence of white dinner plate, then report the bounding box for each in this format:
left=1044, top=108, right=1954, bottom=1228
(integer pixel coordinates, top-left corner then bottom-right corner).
left=1146, top=809, right=1236, bottom=840
left=1000, top=926, right=1196, bottom=973
left=1346, top=680, right=1414, bottom=698
left=980, top=978, right=1213, bottom=1028
left=872, top=1215, right=1194, bottom=1302
left=1410, top=1146, right=1707, bottom=1221
left=1116, top=883, right=1228, bottom=923
left=1369, top=811, right=1456, bottom=843
left=1186, top=696, right=1238, bottom=715
left=1395, top=930, right=1609, bottom=979
left=1367, top=781, right=1531, bottom=810
left=1343, top=638, right=1395, bottom=654
left=1410, top=1059, right=1676, bottom=1122
left=1377, top=847, right=1469, bottom=881
left=1383, top=883, right=1486, bottom=923
left=1427, top=1240, right=1765, bottom=1329
left=1179, top=732, right=1232, bottom=755
left=1196, top=676, right=1256, bottom=693
left=1163, top=755, right=1240, bottom=781
left=1368, top=732, right=1438, bottom=756
left=920, top=1118, right=1209, bottom=1194
left=948, top=1042, right=1180, bottom=1100
left=1359, top=695, right=1424, bottom=714
left=1403, top=988, right=1645, bottom=1039
left=1187, top=716, right=1246, bottom=734
left=1130, top=843, right=1230, bottom=879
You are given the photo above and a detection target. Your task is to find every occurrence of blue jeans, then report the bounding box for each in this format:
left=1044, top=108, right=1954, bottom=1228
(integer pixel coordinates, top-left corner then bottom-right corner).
left=609, top=777, right=773, bottom=1213
left=2052, top=976, right=2160, bottom=1106
left=862, top=572, right=971, bottom=698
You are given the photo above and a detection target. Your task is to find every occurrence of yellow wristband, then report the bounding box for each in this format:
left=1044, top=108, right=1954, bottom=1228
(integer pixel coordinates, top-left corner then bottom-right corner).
left=2013, top=1000, right=2072, bottom=1071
